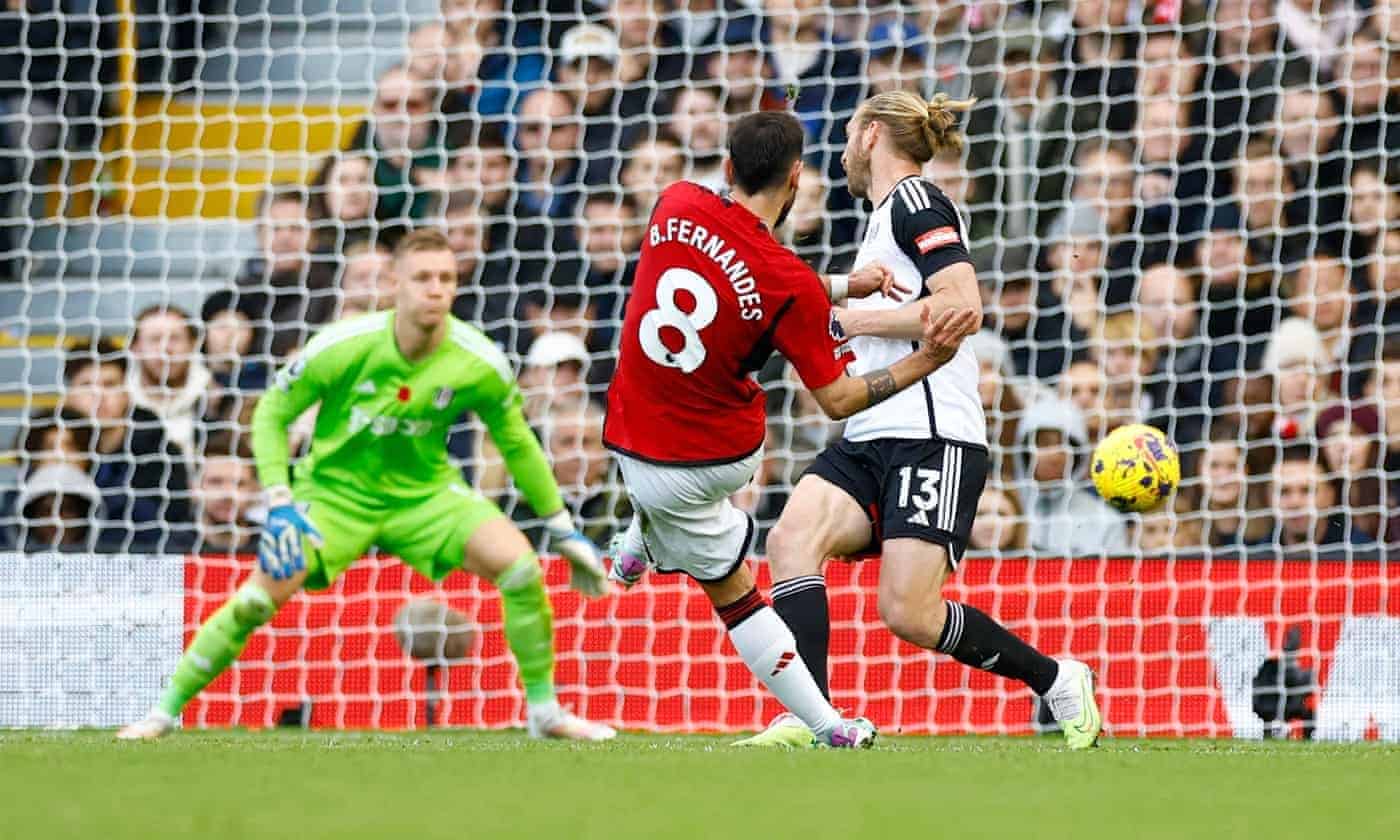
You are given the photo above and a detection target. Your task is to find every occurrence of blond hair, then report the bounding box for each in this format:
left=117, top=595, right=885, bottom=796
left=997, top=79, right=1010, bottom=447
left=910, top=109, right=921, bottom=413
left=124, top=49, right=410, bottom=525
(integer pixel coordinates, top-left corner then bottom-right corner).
left=857, top=91, right=976, bottom=162
left=394, top=227, right=453, bottom=261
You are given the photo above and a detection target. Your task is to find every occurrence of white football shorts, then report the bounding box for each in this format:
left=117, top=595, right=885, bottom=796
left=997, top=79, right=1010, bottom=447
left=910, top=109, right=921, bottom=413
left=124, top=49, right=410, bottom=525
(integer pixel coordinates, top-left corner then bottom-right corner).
left=615, top=449, right=762, bottom=582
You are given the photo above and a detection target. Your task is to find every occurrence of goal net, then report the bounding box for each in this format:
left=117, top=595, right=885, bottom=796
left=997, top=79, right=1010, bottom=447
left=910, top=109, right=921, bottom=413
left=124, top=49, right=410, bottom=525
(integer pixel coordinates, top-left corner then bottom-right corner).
left=2, top=1, right=1398, bottom=739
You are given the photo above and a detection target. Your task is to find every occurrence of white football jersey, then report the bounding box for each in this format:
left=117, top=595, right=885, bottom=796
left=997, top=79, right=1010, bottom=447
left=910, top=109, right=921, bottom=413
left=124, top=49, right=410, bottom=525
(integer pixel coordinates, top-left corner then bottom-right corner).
left=841, top=176, right=987, bottom=447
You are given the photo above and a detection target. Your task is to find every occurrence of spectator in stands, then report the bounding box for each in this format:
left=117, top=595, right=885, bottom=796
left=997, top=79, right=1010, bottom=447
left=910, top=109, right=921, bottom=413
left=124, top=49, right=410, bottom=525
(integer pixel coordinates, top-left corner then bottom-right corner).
left=5, top=462, right=106, bottom=552
left=782, top=167, right=831, bottom=268
left=963, top=26, right=1074, bottom=242
left=756, top=0, right=862, bottom=145
left=169, top=431, right=261, bottom=554
left=233, top=184, right=336, bottom=358
left=1193, top=430, right=1252, bottom=548
left=440, top=0, right=546, bottom=118
left=126, top=305, right=211, bottom=461
left=1264, top=317, right=1333, bottom=436
left=1261, top=443, right=1376, bottom=551
left=404, top=22, right=476, bottom=144
left=200, top=291, right=268, bottom=439
left=1136, top=28, right=1206, bottom=104
left=1274, top=86, right=1348, bottom=250
left=1288, top=253, right=1370, bottom=397
left=1335, top=24, right=1394, bottom=157
left=1, top=407, right=98, bottom=549
left=865, top=20, right=930, bottom=97
left=1058, top=0, right=1139, bottom=135
left=352, top=65, right=449, bottom=223
left=967, top=330, right=1025, bottom=479
left=1276, top=0, right=1363, bottom=75
left=704, top=13, right=783, bottom=117
left=1066, top=140, right=1138, bottom=305
left=1234, top=140, right=1306, bottom=268
left=981, top=244, right=1084, bottom=380
left=1316, top=402, right=1385, bottom=541
left=451, top=123, right=514, bottom=218
left=541, top=398, right=625, bottom=546
left=443, top=194, right=512, bottom=347
left=1197, top=203, right=1279, bottom=374
left=308, top=152, right=378, bottom=250
left=1093, top=312, right=1156, bottom=435
left=967, top=484, right=1029, bottom=553
left=666, top=86, right=727, bottom=190
left=607, top=0, right=688, bottom=115
left=556, top=23, right=629, bottom=162
left=1134, top=97, right=1213, bottom=249
left=1014, top=397, right=1129, bottom=555
left=16, top=407, right=92, bottom=476
left=514, top=87, right=590, bottom=219
left=922, top=149, right=973, bottom=208
left=620, top=133, right=685, bottom=219
left=1060, top=359, right=1111, bottom=447
left=573, top=191, right=641, bottom=329
left=1138, top=263, right=1210, bottom=444
left=1346, top=159, right=1397, bottom=264
left=1367, top=336, right=1400, bottom=541
left=1206, top=0, right=1313, bottom=163
left=1043, top=202, right=1107, bottom=336
left=334, top=239, right=395, bottom=321
left=62, top=339, right=191, bottom=548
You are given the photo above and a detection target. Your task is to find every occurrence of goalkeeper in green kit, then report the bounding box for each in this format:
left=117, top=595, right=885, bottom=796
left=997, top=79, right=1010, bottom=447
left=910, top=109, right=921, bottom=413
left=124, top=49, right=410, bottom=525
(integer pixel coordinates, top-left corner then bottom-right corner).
left=119, top=228, right=616, bottom=741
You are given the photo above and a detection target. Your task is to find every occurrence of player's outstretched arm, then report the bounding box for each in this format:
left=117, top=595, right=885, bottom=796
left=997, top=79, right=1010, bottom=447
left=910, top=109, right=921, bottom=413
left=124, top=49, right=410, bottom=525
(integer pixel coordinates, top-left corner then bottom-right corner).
left=835, top=262, right=983, bottom=340
left=821, top=262, right=911, bottom=303
left=809, top=305, right=979, bottom=420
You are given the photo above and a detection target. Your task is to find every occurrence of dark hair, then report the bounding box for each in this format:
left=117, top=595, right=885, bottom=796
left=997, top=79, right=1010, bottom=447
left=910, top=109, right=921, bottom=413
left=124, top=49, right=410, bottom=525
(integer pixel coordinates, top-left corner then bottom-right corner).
left=1278, top=442, right=1322, bottom=470
left=727, top=111, right=806, bottom=194
left=1383, top=334, right=1400, bottom=363
left=256, top=183, right=310, bottom=221
left=307, top=151, right=375, bottom=222
left=21, top=407, right=94, bottom=468
left=133, top=304, right=197, bottom=343
left=64, top=337, right=127, bottom=382
left=202, top=428, right=253, bottom=461
left=582, top=189, right=639, bottom=217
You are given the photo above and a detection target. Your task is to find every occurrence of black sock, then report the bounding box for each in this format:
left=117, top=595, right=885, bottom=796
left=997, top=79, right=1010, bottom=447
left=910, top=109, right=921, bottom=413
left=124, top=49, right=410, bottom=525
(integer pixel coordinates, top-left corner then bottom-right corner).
left=771, top=575, right=830, bottom=699
left=937, top=601, right=1060, bottom=696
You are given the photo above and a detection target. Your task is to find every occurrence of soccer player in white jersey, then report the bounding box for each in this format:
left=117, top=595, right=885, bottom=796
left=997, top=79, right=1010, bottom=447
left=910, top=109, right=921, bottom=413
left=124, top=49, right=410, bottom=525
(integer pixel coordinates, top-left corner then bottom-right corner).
left=740, top=92, right=1103, bottom=749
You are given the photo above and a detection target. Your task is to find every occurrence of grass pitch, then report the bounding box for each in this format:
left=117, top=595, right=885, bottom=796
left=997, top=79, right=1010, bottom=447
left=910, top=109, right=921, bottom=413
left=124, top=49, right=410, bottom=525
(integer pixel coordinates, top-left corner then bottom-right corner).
left=4, top=730, right=1397, bottom=839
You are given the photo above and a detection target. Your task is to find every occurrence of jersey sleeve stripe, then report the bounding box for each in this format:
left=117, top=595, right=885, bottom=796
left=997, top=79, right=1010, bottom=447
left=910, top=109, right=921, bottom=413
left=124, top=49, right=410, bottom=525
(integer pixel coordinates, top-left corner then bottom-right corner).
left=449, top=322, right=515, bottom=384
left=897, top=182, right=918, bottom=214
left=300, top=311, right=391, bottom=361
left=911, top=180, right=932, bottom=210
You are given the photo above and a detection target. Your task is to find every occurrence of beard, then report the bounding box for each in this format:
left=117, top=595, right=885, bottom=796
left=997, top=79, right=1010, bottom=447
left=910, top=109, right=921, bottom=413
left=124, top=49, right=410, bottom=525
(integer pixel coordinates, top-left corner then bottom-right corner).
left=774, top=188, right=798, bottom=230
left=845, top=152, right=871, bottom=199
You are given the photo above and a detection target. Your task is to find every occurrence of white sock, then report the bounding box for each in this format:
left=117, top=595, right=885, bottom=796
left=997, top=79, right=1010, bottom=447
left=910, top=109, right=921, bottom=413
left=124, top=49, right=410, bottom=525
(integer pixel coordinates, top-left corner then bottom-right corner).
left=727, top=606, right=842, bottom=739
left=620, top=516, right=646, bottom=557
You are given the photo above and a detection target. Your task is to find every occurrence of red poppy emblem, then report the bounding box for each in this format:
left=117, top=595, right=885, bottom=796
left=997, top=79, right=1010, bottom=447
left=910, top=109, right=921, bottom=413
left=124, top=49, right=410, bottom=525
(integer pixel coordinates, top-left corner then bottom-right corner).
left=397, top=387, right=411, bottom=402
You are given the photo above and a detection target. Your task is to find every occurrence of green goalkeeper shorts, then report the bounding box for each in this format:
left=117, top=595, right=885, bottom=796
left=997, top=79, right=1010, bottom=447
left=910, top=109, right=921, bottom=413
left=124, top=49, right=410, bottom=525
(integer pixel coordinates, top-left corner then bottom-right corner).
left=292, top=481, right=506, bottom=590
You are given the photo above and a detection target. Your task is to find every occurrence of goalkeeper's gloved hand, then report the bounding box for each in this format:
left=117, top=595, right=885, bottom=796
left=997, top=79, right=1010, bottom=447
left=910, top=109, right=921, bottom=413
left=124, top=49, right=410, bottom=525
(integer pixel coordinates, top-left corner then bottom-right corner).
left=258, top=487, right=324, bottom=581
left=545, top=510, right=610, bottom=599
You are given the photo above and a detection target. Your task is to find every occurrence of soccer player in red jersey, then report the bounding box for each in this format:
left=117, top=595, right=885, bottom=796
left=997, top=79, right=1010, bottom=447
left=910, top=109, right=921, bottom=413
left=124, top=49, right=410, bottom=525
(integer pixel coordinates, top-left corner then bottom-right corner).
left=604, top=111, right=979, bottom=747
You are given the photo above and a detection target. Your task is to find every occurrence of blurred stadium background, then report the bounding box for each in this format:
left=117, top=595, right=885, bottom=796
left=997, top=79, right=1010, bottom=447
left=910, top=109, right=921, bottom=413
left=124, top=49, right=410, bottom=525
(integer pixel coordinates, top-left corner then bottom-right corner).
left=1, top=0, right=1398, bottom=743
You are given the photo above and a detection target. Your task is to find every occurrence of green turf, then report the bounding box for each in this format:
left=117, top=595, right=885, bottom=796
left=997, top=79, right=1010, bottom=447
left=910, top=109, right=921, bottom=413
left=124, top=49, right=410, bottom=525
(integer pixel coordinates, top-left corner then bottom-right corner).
left=4, top=730, right=1397, bottom=839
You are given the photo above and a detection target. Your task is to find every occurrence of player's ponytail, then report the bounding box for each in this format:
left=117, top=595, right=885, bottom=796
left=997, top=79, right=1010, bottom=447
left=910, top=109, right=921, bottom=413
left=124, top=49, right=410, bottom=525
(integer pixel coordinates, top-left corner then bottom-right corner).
left=857, top=91, right=976, bottom=165
left=923, top=93, right=975, bottom=157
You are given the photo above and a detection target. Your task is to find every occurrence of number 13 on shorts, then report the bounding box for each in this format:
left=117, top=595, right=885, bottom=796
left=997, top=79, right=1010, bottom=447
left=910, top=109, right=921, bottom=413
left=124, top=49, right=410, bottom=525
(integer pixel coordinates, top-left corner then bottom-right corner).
left=897, top=465, right=941, bottom=527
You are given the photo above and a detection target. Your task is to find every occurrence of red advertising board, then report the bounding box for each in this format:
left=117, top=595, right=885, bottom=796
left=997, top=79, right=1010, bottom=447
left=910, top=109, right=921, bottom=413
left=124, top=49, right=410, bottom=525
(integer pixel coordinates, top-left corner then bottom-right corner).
left=184, top=556, right=1400, bottom=738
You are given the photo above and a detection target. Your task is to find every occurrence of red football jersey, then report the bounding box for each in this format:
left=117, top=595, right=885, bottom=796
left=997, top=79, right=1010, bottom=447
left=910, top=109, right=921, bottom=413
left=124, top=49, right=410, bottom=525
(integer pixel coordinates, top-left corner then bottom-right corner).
left=605, top=182, right=853, bottom=464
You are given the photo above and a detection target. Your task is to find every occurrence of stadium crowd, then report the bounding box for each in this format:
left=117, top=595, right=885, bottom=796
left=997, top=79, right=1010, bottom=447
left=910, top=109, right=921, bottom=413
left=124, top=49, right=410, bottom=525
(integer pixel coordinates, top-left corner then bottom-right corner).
left=4, top=0, right=1400, bottom=559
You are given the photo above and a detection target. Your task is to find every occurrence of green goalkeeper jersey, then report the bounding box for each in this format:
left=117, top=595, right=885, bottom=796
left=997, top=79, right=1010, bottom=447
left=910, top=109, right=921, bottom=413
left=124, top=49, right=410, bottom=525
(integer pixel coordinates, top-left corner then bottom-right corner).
left=252, top=311, right=563, bottom=515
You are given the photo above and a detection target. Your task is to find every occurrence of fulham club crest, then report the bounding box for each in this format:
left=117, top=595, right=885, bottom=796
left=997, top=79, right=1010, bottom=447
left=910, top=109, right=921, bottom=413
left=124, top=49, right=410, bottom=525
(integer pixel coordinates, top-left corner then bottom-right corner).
left=433, top=387, right=454, bottom=409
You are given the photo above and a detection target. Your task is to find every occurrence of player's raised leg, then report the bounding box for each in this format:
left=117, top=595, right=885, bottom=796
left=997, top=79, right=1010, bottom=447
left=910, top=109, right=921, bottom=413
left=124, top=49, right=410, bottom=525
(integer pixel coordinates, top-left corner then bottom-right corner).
left=697, top=561, right=874, bottom=749
left=878, top=539, right=1100, bottom=749
left=460, top=515, right=617, bottom=741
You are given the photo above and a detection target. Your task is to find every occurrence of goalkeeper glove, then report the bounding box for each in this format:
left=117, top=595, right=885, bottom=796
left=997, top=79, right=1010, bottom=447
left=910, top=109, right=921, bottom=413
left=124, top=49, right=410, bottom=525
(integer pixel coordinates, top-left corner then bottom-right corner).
left=258, top=487, right=324, bottom=581
left=545, top=510, right=610, bottom=598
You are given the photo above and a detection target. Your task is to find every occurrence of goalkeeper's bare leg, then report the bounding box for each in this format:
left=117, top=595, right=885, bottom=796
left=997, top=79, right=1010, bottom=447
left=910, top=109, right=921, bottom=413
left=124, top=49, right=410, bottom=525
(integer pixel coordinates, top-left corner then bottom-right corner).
left=119, top=516, right=614, bottom=741
left=758, top=475, right=1101, bottom=749
left=700, top=560, right=874, bottom=749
